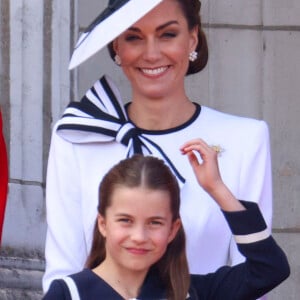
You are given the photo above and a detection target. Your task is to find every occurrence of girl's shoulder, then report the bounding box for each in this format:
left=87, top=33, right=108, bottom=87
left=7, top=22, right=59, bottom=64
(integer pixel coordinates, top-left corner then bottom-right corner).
left=43, top=269, right=106, bottom=300
left=69, top=269, right=124, bottom=299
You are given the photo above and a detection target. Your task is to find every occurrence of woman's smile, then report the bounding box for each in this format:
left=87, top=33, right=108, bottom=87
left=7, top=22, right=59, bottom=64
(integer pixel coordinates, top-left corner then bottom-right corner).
left=113, top=0, right=198, bottom=100
left=140, top=66, right=169, bottom=77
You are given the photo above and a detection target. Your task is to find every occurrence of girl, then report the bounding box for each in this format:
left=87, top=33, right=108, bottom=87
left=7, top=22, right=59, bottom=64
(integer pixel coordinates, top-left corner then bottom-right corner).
left=43, top=140, right=289, bottom=300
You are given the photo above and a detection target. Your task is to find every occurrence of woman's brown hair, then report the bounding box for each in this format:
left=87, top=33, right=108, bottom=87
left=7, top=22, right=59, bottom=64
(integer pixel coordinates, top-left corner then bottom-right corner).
left=107, top=0, right=208, bottom=76
left=85, top=154, right=190, bottom=300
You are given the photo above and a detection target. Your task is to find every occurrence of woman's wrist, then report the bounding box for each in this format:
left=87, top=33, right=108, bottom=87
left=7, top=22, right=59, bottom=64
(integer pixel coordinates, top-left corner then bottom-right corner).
left=209, top=183, right=246, bottom=212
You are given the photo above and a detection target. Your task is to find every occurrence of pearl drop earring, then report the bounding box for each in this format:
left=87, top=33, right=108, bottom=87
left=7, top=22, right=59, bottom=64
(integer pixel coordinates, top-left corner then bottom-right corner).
left=189, top=51, right=198, bottom=62
left=114, top=54, right=121, bottom=65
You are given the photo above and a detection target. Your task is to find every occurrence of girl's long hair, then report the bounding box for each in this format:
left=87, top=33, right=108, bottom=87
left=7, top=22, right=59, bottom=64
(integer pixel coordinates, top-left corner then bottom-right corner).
left=85, top=155, right=190, bottom=300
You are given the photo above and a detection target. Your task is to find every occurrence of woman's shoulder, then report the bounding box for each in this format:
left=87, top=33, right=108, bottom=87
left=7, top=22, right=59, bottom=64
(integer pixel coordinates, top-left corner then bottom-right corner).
left=201, top=106, right=266, bottom=124
left=200, top=106, right=269, bottom=135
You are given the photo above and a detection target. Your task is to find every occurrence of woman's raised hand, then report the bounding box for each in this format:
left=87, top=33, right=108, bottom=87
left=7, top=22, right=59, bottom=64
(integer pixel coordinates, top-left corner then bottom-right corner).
left=180, top=139, right=245, bottom=212
left=180, top=139, right=223, bottom=193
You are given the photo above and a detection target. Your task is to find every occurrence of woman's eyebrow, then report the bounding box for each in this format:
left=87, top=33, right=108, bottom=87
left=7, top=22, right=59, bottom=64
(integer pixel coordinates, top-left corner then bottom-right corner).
left=127, top=20, right=179, bottom=33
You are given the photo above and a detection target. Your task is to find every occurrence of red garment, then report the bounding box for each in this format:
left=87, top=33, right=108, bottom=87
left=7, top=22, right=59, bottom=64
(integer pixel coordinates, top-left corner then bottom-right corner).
left=0, top=110, right=8, bottom=244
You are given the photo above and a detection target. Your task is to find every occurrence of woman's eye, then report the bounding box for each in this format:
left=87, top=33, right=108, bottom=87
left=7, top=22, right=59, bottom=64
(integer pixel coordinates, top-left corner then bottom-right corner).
left=125, top=35, right=141, bottom=42
left=161, top=32, right=177, bottom=38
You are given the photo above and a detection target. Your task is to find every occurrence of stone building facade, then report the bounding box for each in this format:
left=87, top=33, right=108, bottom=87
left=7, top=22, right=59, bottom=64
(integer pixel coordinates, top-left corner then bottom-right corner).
left=0, top=0, right=299, bottom=299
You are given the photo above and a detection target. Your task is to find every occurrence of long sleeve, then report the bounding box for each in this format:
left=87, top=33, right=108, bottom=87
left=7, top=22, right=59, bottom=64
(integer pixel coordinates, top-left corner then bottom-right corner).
left=190, top=201, right=290, bottom=300
left=43, top=126, right=88, bottom=292
left=229, top=121, right=273, bottom=266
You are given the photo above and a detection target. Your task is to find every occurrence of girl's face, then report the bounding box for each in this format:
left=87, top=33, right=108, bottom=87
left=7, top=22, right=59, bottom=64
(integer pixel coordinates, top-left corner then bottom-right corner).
left=98, top=186, right=180, bottom=275
left=113, top=0, right=198, bottom=100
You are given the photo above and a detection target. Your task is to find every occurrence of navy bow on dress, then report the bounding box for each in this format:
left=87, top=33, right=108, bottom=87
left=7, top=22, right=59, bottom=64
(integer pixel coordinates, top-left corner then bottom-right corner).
left=56, top=75, right=185, bottom=186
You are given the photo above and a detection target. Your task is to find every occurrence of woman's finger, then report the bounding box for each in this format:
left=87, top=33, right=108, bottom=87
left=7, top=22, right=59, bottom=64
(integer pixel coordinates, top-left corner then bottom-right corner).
left=181, top=139, right=217, bottom=155
left=181, top=141, right=218, bottom=163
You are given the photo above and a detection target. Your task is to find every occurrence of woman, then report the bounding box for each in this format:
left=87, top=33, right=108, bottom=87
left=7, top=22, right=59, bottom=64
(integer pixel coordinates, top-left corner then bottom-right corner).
left=43, top=0, right=272, bottom=293
left=43, top=144, right=289, bottom=300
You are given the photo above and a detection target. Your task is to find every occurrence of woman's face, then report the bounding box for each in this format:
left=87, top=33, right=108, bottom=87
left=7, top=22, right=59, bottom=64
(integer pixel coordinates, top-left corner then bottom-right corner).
left=113, top=0, right=198, bottom=100
left=98, top=186, right=180, bottom=275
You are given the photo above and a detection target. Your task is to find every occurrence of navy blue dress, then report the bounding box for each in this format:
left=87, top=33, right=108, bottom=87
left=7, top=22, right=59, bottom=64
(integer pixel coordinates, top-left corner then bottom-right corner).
left=43, top=201, right=290, bottom=300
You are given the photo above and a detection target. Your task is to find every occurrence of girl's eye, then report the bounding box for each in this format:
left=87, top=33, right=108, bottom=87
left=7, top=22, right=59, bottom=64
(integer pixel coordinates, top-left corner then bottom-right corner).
left=150, top=220, right=163, bottom=226
left=117, top=218, right=131, bottom=223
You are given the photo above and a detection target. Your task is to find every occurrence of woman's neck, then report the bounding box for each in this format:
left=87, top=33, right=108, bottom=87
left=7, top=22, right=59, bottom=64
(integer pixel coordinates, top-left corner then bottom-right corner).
left=93, top=260, right=147, bottom=299
left=127, top=96, right=196, bottom=130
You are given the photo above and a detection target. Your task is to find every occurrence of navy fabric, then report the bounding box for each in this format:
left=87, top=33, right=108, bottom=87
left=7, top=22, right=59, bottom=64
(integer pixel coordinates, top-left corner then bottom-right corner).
left=43, top=202, right=290, bottom=300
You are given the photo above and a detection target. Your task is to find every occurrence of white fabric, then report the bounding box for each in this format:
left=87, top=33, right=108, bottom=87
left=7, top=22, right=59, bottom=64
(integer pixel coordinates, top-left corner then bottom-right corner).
left=62, top=277, right=80, bottom=300
left=43, top=104, right=272, bottom=293
left=234, top=228, right=270, bottom=244
left=69, top=0, right=163, bottom=69
left=56, top=75, right=185, bottom=186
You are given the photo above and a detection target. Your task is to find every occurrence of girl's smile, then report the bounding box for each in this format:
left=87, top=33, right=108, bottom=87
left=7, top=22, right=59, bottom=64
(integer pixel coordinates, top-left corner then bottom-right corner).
left=125, top=247, right=151, bottom=255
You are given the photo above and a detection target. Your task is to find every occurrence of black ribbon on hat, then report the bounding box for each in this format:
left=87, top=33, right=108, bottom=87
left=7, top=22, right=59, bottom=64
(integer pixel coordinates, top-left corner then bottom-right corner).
left=85, top=0, right=129, bottom=33
left=56, top=75, right=186, bottom=187
left=73, top=0, right=130, bottom=51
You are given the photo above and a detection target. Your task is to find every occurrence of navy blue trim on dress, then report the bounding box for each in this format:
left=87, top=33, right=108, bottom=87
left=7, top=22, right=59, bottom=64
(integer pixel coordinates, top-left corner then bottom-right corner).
left=125, top=102, right=201, bottom=135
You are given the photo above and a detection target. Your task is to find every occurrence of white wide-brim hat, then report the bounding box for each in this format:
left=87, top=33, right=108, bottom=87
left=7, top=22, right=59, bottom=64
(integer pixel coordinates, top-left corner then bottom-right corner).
left=69, top=0, right=163, bottom=70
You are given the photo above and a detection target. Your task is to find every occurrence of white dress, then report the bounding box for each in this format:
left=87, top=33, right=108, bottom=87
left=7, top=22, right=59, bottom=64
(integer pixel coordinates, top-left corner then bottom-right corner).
left=43, top=75, right=272, bottom=292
